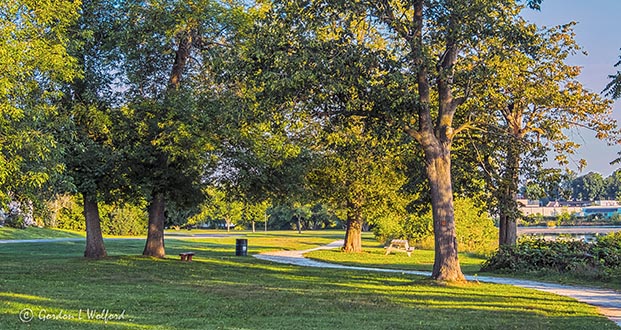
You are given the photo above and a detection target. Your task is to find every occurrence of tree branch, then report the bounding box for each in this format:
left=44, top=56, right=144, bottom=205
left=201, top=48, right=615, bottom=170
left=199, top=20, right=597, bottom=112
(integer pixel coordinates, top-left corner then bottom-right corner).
left=403, top=124, right=422, bottom=142
left=372, top=0, right=412, bottom=43
left=451, top=122, right=477, bottom=138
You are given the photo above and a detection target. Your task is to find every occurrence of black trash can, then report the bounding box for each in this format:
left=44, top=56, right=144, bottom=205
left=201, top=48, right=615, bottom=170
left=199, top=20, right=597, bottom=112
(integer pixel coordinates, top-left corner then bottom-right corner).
left=235, top=239, right=248, bottom=256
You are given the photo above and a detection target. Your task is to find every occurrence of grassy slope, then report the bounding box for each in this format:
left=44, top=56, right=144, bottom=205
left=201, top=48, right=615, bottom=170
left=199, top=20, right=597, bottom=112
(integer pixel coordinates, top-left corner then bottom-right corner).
left=0, top=231, right=617, bottom=329
left=0, top=227, right=84, bottom=240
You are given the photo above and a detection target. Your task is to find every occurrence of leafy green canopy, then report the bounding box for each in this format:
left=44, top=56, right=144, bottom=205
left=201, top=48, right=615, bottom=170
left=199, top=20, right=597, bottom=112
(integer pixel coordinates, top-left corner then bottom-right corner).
left=115, top=0, right=247, bottom=206
left=460, top=20, right=617, bottom=240
left=307, top=118, right=411, bottom=227
left=0, top=0, right=80, bottom=206
left=58, top=0, right=130, bottom=201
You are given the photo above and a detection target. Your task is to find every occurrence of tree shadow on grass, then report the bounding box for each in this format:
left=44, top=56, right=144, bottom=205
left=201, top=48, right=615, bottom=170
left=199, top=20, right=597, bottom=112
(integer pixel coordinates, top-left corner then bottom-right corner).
left=1, top=241, right=617, bottom=329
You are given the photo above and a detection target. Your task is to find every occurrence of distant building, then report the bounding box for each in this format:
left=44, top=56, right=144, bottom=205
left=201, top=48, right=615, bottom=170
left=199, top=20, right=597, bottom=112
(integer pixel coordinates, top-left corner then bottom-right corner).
left=516, top=199, right=540, bottom=207
left=519, top=200, right=621, bottom=219
left=581, top=206, right=621, bottom=218
left=546, top=200, right=590, bottom=207
left=520, top=205, right=581, bottom=218
left=593, top=200, right=620, bottom=206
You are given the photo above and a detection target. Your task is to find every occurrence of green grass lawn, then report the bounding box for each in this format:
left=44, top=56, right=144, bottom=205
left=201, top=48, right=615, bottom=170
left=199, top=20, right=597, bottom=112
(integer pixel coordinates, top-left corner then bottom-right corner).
left=305, top=234, right=487, bottom=274
left=0, top=227, right=84, bottom=240
left=304, top=234, right=621, bottom=291
left=0, top=231, right=617, bottom=329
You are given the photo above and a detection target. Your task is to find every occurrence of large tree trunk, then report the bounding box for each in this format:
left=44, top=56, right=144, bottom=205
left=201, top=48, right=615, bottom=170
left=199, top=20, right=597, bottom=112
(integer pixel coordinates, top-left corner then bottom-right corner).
left=379, top=0, right=464, bottom=282
left=143, top=193, right=166, bottom=258
left=83, top=194, right=107, bottom=259
left=498, top=213, right=517, bottom=246
left=342, top=204, right=363, bottom=253
left=498, top=146, right=520, bottom=246
left=425, top=146, right=465, bottom=282
left=169, top=33, right=192, bottom=88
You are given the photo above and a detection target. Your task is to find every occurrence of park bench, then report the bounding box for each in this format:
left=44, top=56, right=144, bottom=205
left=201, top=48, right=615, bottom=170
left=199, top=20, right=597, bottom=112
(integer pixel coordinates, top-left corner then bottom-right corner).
left=384, top=239, right=414, bottom=257
left=179, top=252, right=195, bottom=262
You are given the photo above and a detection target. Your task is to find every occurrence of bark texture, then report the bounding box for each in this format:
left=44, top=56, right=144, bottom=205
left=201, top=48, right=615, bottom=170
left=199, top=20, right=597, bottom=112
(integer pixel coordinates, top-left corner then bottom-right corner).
left=342, top=205, right=363, bottom=253
left=83, top=194, right=107, bottom=259
left=425, top=146, right=465, bottom=282
left=169, top=33, right=192, bottom=88
left=143, top=193, right=166, bottom=258
left=498, top=152, right=520, bottom=246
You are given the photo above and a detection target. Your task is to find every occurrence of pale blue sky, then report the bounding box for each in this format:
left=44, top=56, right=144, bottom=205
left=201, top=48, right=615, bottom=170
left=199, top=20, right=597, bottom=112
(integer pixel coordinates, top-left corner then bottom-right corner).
left=522, top=0, right=621, bottom=176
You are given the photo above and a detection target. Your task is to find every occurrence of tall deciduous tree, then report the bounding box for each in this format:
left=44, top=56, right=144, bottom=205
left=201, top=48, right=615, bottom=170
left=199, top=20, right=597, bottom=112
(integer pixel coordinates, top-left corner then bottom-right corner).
left=59, top=0, right=128, bottom=259
left=571, top=172, right=606, bottom=201
left=605, top=169, right=621, bottom=201
left=308, top=118, right=408, bottom=253
left=469, top=22, right=617, bottom=246
left=197, top=187, right=243, bottom=232
left=0, top=0, right=79, bottom=207
left=117, top=0, right=243, bottom=257
left=243, top=199, right=271, bottom=232
left=238, top=0, right=545, bottom=281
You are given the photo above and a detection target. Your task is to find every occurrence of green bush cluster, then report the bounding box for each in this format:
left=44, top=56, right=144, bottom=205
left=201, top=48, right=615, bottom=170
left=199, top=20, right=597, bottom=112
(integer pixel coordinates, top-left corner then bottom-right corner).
left=51, top=199, right=85, bottom=231
left=99, top=202, right=148, bottom=236
left=374, top=198, right=498, bottom=255
left=44, top=195, right=147, bottom=236
left=522, top=212, right=621, bottom=227
left=481, top=233, right=621, bottom=280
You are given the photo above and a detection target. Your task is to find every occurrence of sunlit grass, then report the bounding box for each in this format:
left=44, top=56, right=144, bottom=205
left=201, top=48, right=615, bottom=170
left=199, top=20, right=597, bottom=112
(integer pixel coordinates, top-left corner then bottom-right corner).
left=0, top=227, right=84, bottom=240
left=305, top=235, right=487, bottom=274
left=304, top=234, right=621, bottom=290
left=306, top=247, right=487, bottom=273
left=0, top=232, right=617, bottom=329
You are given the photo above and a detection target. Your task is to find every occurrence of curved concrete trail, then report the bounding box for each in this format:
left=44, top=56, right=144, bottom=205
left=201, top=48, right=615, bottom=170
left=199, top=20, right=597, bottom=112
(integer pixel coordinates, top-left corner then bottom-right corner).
left=254, top=240, right=621, bottom=327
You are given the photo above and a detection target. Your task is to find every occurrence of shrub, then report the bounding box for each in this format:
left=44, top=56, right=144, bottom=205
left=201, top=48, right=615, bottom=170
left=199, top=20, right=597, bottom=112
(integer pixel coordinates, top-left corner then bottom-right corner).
left=46, top=194, right=147, bottom=236
left=52, top=196, right=85, bottom=231
left=481, top=234, right=621, bottom=281
left=100, top=202, right=147, bottom=236
left=453, top=199, right=498, bottom=255
left=373, top=198, right=498, bottom=255
left=372, top=212, right=432, bottom=246
left=523, top=213, right=544, bottom=226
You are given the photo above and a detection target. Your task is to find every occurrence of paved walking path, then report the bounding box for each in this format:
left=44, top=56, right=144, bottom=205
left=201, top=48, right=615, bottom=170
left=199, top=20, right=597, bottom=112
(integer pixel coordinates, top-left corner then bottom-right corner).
left=254, top=240, right=621, bottom=327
